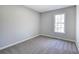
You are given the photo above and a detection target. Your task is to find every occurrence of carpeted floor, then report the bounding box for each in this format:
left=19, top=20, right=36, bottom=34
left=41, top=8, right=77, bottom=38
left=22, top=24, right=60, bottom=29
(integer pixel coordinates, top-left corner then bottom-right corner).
left=0, top=36, right=78, bottom=54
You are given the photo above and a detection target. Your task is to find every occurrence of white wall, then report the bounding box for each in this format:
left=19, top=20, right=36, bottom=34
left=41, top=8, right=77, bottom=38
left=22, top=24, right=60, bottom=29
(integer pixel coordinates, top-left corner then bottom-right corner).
left=0, top=5, right=77, bottom=50
left=0, top=6, right=40, bottom=49
left=40, top=6, right=76, bottom=42
left=76, top=5, right=79, bottom=50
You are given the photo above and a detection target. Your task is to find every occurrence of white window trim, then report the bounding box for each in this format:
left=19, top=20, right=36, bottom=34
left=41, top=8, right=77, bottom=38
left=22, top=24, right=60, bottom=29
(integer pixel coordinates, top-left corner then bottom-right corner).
left=54, top=13, right=65, bottom=33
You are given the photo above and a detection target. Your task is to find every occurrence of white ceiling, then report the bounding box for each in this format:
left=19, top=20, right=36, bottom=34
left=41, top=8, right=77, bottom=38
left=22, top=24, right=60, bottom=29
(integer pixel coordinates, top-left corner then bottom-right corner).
left=25, top=5, right=73, bottom=13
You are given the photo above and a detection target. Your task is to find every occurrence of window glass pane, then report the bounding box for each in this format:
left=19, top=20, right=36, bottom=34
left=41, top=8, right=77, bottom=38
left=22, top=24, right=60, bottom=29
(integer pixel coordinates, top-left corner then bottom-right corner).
left=60, top=14, right=65, bottom=23
left=54, top=14, right=65, bottom=33
left=60, top=28, right=64, bottom=33
left=55, top=15, right=61, bottom=23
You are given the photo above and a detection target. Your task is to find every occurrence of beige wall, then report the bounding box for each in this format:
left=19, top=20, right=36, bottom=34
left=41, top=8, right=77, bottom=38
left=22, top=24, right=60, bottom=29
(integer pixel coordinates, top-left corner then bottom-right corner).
left=0, top=6, right=40, bottom=48
left=40, top=6, right=76, bottom=42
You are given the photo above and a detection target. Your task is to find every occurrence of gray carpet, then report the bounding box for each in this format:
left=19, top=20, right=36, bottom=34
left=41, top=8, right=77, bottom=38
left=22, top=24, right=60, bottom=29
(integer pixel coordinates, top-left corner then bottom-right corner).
left=0, top=36, right=78, bottom=54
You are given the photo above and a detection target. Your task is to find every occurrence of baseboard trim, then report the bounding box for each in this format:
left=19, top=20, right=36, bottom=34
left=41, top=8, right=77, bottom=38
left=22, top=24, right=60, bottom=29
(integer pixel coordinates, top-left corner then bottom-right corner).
left=0, top=34, right=75, bottom=50
left=75, top=41, right=79, bottom=52
left=39, top=34, right=75, bottom=42
left=0, top=35, right=39, bottom=50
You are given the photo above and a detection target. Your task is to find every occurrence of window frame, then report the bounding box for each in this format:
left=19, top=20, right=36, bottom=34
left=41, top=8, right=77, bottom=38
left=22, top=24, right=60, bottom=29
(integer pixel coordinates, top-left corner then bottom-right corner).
left=54, top=13, right=65, bottom=33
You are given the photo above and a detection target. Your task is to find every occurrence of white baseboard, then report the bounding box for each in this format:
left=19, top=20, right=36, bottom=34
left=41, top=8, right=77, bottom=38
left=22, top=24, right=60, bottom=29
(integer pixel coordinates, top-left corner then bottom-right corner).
left=0, top=35, right=39, bottom=50
left=39, top=34, right=75, bottom=42
left=75, top=41, right=79, bottom=51
left=0, top=34, right=75, bottom=50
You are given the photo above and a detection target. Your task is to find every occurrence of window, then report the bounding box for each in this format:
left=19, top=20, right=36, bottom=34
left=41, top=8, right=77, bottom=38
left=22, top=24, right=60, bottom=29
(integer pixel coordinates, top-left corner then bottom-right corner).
left=54, top=14, right=65, bottom=33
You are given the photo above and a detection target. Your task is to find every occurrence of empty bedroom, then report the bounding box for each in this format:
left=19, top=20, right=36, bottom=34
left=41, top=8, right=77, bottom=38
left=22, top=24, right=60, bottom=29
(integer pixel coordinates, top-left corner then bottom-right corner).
left=0, top=5, right=79, bottom=54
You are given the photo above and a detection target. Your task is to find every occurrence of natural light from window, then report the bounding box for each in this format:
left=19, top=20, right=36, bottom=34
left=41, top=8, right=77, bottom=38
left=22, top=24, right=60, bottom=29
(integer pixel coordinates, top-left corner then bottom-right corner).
left=54, top=14, right=65, bottom=33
